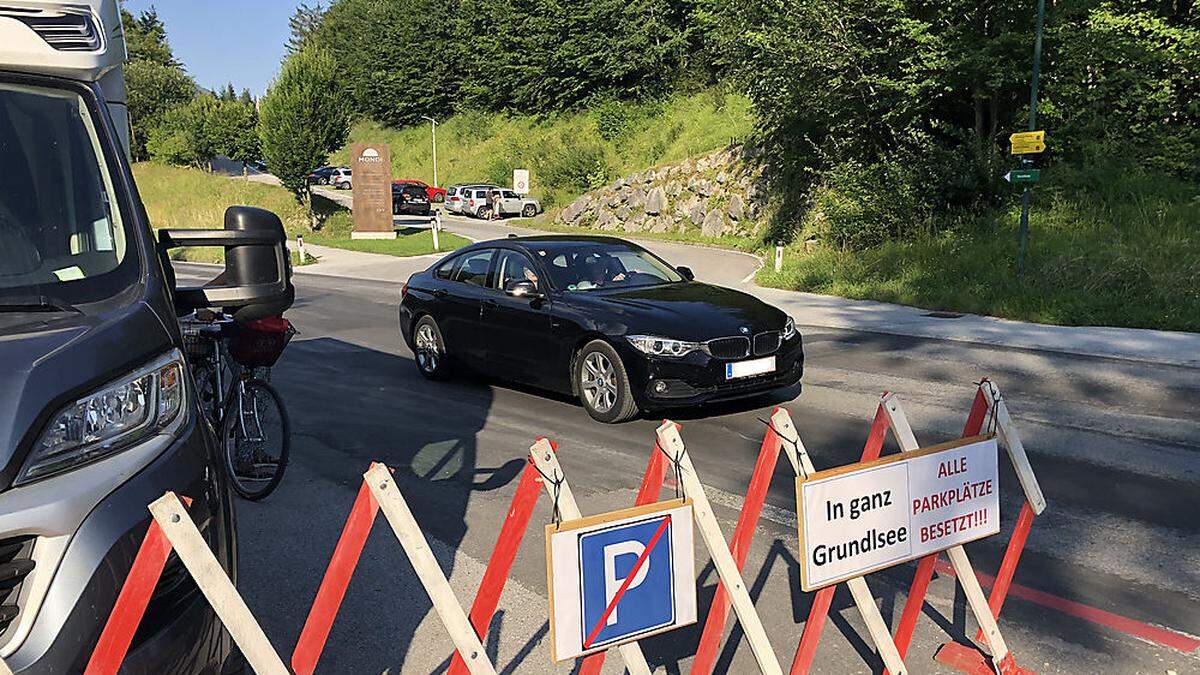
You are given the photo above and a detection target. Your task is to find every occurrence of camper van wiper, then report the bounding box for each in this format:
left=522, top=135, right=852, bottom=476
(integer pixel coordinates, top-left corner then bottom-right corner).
left=0, top=295, right=80, bottom=314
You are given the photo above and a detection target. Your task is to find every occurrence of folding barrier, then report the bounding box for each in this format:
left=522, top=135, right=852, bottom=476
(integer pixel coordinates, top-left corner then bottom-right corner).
left=86, top=464, right=498, bottom=675
left=83, top=380, right=1041, bottom=675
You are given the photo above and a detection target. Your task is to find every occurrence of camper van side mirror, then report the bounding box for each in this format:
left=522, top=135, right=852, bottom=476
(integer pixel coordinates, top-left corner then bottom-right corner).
left=158, top=205, right=293, bottom=313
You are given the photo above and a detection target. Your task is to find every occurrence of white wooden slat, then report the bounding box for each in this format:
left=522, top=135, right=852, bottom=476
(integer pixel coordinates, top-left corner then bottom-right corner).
left=148, top=493, right=288, bottom=675
left=528, top=439, right=653, bottom=675
left=655, top=423, right=783, bottom=675
left=982, top=382, right=1047, bottom=514
left=364, top=463, right=497, bottom=675
left=881, top=394, right=1012, bottom=661
left=770, top=409, right=909, bottom=675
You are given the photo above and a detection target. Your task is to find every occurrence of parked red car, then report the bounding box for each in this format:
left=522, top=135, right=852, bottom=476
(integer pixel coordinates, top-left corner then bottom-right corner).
left=393, top=179, right=446, bottom=203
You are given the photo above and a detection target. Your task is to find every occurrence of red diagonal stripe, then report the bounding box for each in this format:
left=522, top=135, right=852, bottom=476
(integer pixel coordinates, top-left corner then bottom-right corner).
left=582, top=514, right=672, bottom=650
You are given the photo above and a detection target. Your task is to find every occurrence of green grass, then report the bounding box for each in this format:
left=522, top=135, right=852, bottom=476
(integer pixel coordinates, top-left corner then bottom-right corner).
left=306, top=227, right=470, bottom=257
left=329, top=89, right=754, bottom=210
left=757, top=168, right=1200, bottom=331
left=133, top=163, right=316, bottom=264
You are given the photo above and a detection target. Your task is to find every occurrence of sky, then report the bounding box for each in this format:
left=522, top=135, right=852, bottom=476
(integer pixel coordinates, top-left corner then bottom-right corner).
left=122, top=1, right=298, bottom=97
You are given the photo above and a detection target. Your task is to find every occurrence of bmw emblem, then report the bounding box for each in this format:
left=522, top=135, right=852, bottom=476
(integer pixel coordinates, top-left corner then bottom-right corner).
left=739, top=326, right=751, bottom=335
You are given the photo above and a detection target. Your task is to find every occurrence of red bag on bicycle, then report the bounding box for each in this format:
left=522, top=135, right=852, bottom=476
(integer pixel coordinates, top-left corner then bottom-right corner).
left=231, top=316, right=295, bottom=367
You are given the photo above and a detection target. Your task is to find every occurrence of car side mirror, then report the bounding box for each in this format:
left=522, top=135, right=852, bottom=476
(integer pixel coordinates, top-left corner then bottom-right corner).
left=677, top=266, right=695, bottom=281
left=158, top=205, right=294, bottom=315
left=505, top=279, right=542, bottom=299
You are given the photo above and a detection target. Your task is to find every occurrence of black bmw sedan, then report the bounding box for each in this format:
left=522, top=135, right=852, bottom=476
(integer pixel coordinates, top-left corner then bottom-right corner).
left=399, top=236, right=803, bottom=422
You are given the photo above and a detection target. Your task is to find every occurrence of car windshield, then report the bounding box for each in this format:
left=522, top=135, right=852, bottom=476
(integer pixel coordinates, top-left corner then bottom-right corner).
left=527, top=241, right=684, bottom=291
left=0, top=81, right=135, bottom=306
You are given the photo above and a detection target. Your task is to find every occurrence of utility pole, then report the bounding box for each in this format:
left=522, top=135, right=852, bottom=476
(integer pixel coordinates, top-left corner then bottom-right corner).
left=1015, top=0, right=1046, bottom=273
left=423, top=116, right=439, bottom=188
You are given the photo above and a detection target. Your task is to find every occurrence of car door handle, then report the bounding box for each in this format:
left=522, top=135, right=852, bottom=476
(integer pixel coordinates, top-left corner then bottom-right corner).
left=482, top=299, right=499, bottom=308
left=433, top=289, right=448, bottom=298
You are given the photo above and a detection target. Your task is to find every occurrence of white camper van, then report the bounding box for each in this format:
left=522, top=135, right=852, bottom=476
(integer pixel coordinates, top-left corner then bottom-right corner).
left=0, top=2, right=292, bottom=671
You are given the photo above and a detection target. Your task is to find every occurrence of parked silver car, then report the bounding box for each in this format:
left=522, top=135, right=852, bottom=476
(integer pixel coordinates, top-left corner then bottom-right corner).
left=463, top=187, right=542, bottom=219
left=446, top=183, right=495, bottom=215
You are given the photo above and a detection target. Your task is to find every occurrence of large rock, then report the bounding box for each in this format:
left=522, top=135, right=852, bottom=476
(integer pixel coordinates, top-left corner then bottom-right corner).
left=627, top=188, right=647, bottom=209
left=596, top=210, right=617, bottom=230
left=645, top=186, right=668, bottom=215
left=696, top=180, right=715, bottom=197
left=615, top=205, right=632, bottom=221
left=688, top=201, right=707, bottom=226
left=727, top=194, right=745, bottom=221
left=701, top=210, right=724, bottom=238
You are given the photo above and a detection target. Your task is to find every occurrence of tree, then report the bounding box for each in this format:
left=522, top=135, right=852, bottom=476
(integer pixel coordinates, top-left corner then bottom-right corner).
left=215, top=99, right=262, bottom=174
left=258, top=46, right=349, bottom=224
left=121, top=7, right=195, bottom=159
left=146, top=95, right=221, bottom=168
left=121, top=7, right=178, bottom=67
left=125, top=59, right=195, bottom=160
left=287, top=2, right=327, bottom=54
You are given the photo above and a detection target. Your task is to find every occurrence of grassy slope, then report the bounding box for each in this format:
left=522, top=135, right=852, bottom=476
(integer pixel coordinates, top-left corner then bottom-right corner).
left=757, top=166, right=1200, bottom=332
left=133, top=163, right=314, bottom=263
left=133, top=164, right=467, bottom=261
left=329, top=89, right=755, bottom=210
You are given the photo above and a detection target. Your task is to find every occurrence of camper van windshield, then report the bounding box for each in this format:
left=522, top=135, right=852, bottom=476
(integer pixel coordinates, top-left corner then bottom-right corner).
left=0, top=81, right=136, bottom=306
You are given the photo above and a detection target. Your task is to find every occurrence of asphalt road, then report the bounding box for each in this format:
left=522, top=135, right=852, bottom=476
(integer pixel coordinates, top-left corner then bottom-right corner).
left=174, top=224, right=1199, bottom=673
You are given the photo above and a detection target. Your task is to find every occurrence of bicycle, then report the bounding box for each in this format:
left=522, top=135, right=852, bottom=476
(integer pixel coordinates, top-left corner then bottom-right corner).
left=181, top=310, right=295, bottom=501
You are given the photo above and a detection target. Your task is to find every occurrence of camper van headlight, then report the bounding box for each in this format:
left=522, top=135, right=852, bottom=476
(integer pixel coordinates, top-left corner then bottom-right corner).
left=17, top=350, right=187, bottom=485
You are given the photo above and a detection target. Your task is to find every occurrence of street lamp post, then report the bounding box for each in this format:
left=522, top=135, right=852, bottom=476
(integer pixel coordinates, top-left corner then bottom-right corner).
left=422, top=116, right=438, bottom=188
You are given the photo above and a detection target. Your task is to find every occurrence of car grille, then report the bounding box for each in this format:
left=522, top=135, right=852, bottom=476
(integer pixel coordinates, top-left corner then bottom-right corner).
left=0, top=536, right=36, bottom=641
left=754, top=330, right=781, bottom=356
left=706, top=336, right=750, bottom=360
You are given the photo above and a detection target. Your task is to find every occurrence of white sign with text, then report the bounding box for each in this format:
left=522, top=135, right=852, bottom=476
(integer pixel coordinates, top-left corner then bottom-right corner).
left=796, top=436, right=1000, bottom=590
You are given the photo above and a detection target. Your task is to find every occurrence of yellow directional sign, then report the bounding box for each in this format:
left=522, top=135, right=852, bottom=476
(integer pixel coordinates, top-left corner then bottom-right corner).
left=1010, top=130, right=1046, bottom=155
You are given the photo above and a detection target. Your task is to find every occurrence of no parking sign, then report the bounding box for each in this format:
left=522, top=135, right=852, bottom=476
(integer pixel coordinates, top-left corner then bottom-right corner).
left=546, top=500, right=696, bottom=661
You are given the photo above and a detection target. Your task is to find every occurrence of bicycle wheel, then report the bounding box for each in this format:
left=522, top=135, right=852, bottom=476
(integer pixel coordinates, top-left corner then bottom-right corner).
left=221, top=379, right=290, bottom=501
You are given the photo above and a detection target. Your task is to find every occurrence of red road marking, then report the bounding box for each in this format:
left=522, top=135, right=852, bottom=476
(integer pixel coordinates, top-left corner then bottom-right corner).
left=931, top=559, right=1200, bottom=653
left=582, top=514, right=672, bottom=650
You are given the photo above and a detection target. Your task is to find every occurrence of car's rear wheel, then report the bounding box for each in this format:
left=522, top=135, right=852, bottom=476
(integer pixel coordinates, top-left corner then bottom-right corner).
left=476, top=206, right=490, bottom=219
left=522, top=203, right=537, bottom=218
left=433, top=192, right=445, bottom=203
left=575, top=340, right=639, bottom=423
left=413, top=315, right=451, bottom=380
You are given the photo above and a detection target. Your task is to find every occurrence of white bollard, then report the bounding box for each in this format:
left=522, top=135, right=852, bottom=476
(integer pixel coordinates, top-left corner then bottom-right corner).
left=774, top=245, right=783, bottom=272
left=432, top=212, right=441, bottom=251
left=297, top=235, right=307, bottom=264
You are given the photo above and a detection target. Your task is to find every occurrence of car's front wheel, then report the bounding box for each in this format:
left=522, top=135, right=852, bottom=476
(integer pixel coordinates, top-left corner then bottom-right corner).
left=575, top=340, right=639, bottom=423
left=413, top=315, right=451, bottom=380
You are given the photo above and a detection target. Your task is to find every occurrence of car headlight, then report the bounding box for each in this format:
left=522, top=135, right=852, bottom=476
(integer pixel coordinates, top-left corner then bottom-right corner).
left=16, top=350, right=187, bottom=486
left=626, top=335, right=703, bottom=358
left=783, top=316, right=796, bottom=340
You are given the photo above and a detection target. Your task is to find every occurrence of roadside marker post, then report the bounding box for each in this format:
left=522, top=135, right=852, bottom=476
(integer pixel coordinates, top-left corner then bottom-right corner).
left=879, top=393, right=1032, bottom=675
left=655, top=422, right=785, bottom=675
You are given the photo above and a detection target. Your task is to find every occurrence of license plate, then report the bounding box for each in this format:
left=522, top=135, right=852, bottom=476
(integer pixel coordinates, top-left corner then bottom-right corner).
left=725, top=356, right=776, bottom=380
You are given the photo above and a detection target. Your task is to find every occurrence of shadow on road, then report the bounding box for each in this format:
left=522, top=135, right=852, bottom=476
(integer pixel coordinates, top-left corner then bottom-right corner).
left=235, top=336, right=537, bottom=672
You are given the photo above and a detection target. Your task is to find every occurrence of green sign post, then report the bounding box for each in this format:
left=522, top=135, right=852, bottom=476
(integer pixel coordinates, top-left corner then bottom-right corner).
left=1005, top=169, right=1041, bottom=185
left=1014, top=0, right=1047, bottom=274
